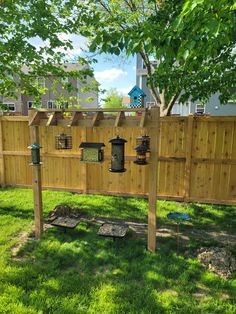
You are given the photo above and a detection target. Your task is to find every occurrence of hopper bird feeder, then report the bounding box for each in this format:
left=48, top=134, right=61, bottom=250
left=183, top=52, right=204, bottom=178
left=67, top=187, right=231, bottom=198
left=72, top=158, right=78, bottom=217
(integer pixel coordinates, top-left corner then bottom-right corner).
left=134, top=143, right=148, bottom=165
left=55, top=133, right=72, bottom=150
left=109, top=136, right=127, bottom=172
left=28, top=143, right=41, bottom=165
left=79, top=142, right=105, bottom=163
left=136, top=135, right=150, bottom=152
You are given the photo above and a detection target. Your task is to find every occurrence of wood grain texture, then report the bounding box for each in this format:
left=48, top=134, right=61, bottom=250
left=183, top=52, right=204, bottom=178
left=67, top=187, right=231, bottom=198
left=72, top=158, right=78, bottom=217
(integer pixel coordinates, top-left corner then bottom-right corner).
left=0, top=115, right=236, bottom=205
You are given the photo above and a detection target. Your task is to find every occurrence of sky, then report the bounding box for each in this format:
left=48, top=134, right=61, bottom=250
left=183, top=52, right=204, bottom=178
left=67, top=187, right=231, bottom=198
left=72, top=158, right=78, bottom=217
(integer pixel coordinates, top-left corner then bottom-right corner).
left=30, top=34, right=136, bottom=97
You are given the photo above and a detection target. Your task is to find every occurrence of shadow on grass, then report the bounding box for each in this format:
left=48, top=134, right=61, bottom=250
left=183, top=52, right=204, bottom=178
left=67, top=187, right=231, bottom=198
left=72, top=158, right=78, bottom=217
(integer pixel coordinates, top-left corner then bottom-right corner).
left=2, top=221, right=235, bottom=314
left=0, top=205, right=34, bottom=220
left=186, top=203, right=236, bottom=234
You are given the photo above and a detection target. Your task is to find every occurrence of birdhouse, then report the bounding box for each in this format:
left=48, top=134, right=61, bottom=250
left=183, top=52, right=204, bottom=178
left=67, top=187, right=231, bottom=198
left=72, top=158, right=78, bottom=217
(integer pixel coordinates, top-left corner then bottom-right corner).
left=128, top=85, right=146, bottom=108
left=79, top=142, right=105, bottom=162
left=55, top=133, right=72, bottom=149
left=28, top=143, right=41, bottom=165
left=109, top=136, right=127, bottom=172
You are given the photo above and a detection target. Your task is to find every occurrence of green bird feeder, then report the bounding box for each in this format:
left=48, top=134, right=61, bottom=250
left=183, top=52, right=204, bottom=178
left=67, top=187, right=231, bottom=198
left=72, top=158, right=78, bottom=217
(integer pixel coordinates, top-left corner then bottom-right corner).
left=28, top=143, right=41, bottom=165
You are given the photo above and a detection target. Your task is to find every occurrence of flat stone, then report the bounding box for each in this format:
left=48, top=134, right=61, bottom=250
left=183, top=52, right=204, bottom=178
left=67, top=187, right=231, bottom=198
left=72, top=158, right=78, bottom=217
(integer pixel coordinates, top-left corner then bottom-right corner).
left=98, top=223, right=128, bottom=238
left=50, top=217, right=80, bottom=229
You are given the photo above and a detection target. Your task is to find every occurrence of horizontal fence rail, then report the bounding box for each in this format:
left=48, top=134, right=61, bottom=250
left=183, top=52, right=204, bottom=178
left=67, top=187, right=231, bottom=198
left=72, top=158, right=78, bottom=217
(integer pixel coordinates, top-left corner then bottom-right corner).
left=0, top=114, right=236, bottom=205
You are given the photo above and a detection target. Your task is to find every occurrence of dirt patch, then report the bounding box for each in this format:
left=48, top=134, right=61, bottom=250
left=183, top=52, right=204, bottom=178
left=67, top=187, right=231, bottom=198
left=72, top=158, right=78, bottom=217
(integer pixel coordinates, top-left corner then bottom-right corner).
left=197, top=247, right=236, bottom=279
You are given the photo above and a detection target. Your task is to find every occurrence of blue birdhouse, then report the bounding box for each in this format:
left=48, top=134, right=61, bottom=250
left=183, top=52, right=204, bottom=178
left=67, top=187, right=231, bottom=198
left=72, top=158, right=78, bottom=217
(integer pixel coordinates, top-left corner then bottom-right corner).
left=128, top=85, right=146, bottom=108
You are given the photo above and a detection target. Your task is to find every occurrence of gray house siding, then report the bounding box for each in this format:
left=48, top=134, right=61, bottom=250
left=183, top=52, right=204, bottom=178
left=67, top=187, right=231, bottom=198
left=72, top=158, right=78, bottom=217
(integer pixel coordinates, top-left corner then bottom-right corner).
left=1, top=63, right=99, bottom=115
left=205, top=94, right=236, bottom=116
left=136, top=54, right=236, bottom=116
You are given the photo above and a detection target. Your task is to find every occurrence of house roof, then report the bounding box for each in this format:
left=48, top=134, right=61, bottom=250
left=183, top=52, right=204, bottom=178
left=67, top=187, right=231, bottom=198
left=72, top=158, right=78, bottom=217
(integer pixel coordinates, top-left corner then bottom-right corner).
left=128, top=85, right=146, bottom=97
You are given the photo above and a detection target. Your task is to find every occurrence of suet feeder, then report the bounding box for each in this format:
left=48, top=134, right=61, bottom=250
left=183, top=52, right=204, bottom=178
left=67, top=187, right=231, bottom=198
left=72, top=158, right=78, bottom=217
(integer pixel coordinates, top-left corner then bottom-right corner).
left=55, top=133, right=72, bottom=150
left=79, top=142, right=105, bottom=163
left=136, top=135, right=150, bottom=152
left=28, top=143, right=41, bottom=165
left=134, top=143, right=148, bottom=165
left=109, top=136, right=127, bottom=172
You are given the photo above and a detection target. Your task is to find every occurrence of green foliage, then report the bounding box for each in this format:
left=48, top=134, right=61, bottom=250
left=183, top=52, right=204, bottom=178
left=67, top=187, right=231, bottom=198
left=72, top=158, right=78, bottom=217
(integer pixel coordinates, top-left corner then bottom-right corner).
left=0, top=188, right=235, bottom=313
left=157, top=0, right=236, bottom=104
left=0, top=0, right=95, bottom=102
left=71, top=0, right=236, bottom=115
left=103, top=88, right=124, bottom=109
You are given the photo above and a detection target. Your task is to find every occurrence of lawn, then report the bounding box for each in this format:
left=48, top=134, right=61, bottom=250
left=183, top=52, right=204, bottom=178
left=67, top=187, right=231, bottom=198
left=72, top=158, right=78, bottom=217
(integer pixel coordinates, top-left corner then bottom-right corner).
left=0, top=188, right=235, bottom=314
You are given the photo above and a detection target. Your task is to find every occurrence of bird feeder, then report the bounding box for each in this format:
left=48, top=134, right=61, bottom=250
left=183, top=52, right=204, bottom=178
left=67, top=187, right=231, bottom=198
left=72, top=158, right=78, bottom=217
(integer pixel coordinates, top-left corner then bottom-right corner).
left=79, top=142, right=105, bottom=163
left=109, top=136, right=127, bottom=172
left=55, top=133, right=72, bottom=150
left=136, top=135, right=150, bottom=152
left=28, top=143, right=41, bottom=165
left=134, top=143, right=148, bottom=165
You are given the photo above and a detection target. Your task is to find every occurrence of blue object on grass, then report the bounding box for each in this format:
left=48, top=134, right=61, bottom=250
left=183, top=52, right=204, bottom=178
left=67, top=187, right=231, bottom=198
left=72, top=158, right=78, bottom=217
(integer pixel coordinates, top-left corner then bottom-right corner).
left=167, top=211, right=190, bottom=223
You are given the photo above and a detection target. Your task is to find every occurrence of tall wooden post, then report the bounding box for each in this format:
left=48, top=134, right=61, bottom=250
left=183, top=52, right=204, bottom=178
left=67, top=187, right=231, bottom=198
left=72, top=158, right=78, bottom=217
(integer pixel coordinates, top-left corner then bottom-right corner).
left=184, top=115, right=194, bottom=201
left=148, top=107, right=160, bottom=252
left=0, top=118, right=6, bottom=187
left=29, top=110, right=43, bottom=239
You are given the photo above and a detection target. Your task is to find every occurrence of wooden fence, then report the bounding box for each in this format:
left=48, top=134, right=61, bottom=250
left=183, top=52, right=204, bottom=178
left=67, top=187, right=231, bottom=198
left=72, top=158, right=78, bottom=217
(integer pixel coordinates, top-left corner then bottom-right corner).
left=0, top=114, right=236, bottom=205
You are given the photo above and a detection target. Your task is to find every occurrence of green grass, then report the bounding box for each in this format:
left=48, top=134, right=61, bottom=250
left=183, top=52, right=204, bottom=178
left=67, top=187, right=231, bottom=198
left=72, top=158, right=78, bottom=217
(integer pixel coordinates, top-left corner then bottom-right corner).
left=0, top=188, right=235, bottom=313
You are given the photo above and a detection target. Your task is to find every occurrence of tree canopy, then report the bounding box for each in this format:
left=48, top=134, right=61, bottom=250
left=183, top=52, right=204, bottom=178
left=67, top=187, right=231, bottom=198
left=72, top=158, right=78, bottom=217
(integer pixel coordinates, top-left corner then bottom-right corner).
left=72, top=0, right=236, bottom=115
left=1, top=0, right=235, bottom=115
left=103, top=88, right=124, bottom=109
left=0, top=0, right=92, bottom=103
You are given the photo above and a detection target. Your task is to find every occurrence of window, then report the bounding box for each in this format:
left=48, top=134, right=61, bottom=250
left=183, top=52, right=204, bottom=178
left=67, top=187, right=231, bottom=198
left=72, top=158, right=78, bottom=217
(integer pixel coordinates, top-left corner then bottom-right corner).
left=27, top=101, right=42, bottom=109
left=195, top=103, right=205, bottom=115
left=58, top=101, right=69, bottom=109
left=151, top=61, right=158, bottom=69
left=47, top=100, right=56, bottom=109
left=1, top=103, right=15, bottom=112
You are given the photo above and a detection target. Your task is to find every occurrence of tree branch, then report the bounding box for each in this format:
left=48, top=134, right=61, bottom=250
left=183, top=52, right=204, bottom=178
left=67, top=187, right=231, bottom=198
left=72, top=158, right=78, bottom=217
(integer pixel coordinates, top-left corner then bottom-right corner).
left=166, top=93, right=180, bottom=116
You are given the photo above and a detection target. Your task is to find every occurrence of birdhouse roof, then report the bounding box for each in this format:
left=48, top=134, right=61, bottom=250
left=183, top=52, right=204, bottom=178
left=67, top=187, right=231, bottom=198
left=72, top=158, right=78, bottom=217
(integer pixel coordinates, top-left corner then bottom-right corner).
left=128, top=85, right=146, bottom=97
left=79, top=142, right=105, bottom=149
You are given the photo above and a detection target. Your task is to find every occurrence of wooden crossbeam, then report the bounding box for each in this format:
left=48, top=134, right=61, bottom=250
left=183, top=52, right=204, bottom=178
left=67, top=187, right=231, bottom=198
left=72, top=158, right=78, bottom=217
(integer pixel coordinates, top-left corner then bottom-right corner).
left=92, top=112, right=104, bottom=127
left=29, top=111, right=48, bottom=126
left=46, top=112, right=64, bottom=126
left=114, top=111, right=125, bottom=127
left=68, top=112, right=83, bottom=126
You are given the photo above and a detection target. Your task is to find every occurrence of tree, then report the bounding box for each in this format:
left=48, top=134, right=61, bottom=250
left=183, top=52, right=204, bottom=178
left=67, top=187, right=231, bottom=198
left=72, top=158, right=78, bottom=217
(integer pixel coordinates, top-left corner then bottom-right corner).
left=0, top=0, right=93, bottom=105
left=72, top=0, right=236, bottom=115
left=103, top=88, right=123, bottom=109
left=154, top=0, right=236, bottom=107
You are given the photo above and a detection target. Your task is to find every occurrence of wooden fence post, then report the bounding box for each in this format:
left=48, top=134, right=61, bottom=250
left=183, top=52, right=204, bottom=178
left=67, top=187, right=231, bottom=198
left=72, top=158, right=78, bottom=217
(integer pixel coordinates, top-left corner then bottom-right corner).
left=184, top=115, right=194, bottom=201
left=0, top=118, right=6, bottom=186
left=29, top=110, right=43, bottom=239
left=82, top=127, right=88, bottom=193
left=148, top=107, right=160, bottom=252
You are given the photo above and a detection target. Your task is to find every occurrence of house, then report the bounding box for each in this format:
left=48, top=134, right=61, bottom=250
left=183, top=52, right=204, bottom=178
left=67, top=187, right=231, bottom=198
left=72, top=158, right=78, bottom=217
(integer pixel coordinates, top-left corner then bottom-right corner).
left=0, top=63, right=99, bottom=115
left=122, top=96, right=131, bottom=107
left=136, top=54, right=236, bottom=115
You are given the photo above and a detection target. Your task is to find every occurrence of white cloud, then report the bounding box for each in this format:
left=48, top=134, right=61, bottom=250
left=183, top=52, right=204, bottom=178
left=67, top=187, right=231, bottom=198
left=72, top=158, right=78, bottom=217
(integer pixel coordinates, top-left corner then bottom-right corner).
left=132, top=66, right=136, bottom=70
left=28, top=34, right=87, bottom=57
left=94, top=68, right=128, bottom=84
left=117, top=86, right=133, bottom=95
